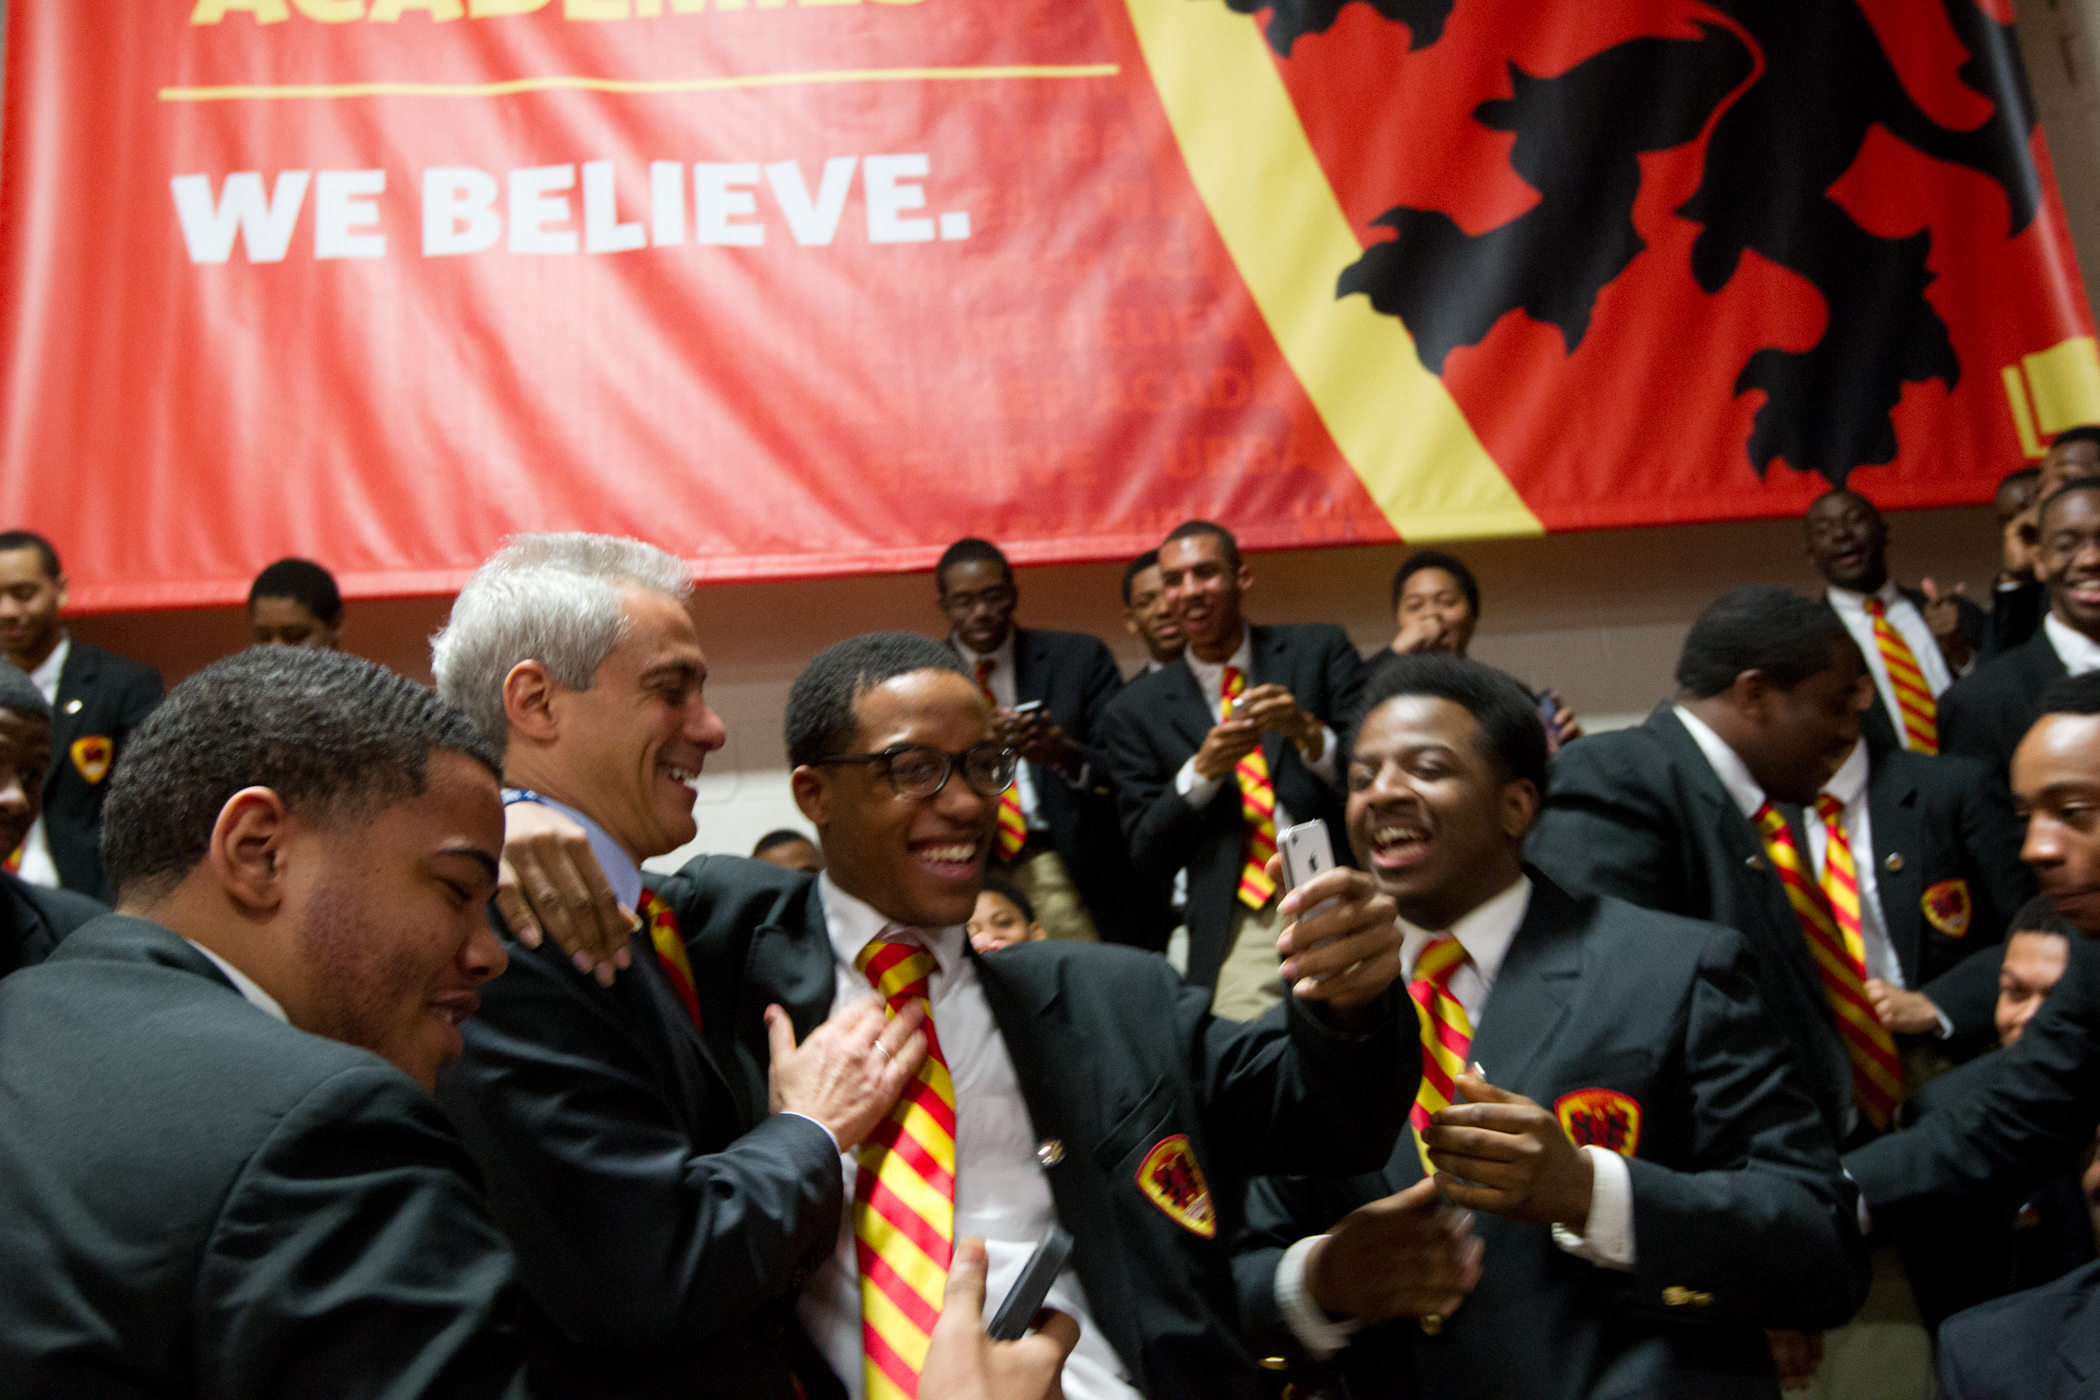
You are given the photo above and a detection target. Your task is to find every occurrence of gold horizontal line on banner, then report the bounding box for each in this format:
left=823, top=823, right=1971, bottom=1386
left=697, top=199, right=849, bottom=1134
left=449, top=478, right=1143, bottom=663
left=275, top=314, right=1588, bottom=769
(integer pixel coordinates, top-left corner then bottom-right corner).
left=158, top=61, right=1119, bottom=102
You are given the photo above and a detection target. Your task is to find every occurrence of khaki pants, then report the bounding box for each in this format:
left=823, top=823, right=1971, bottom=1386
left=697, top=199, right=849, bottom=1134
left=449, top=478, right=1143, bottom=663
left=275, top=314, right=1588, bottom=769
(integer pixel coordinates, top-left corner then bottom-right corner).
left=1798, top=1246, right=1933, bottom=1400
left=1211, top=896, right=1287, bottom=1022
left=1003, top=847, right=1099, bottom=944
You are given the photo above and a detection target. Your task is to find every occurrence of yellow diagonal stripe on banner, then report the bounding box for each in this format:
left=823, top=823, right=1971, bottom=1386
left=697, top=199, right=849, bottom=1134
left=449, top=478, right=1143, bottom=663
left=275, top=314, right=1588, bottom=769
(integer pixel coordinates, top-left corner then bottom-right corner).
left=1124, top=0, right=1541, bottom=542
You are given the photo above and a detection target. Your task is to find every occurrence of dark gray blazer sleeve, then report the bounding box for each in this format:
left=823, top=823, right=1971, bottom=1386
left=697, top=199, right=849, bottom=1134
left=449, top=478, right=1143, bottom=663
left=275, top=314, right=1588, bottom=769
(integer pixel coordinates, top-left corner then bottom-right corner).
left=197, top=1064, right=527, bottom=1400
left=1527, top=740, right=1686, bottom=912
left=1621, top=926, right=1869, bottom=1330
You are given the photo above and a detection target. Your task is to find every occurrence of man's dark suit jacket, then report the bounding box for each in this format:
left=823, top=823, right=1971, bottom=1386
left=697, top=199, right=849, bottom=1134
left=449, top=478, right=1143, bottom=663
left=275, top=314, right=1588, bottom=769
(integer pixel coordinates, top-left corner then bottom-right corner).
left=1100, top=623, right=1364, bottom=990
left=1780, top=743, right=2032, bottom=1052
left=43, top=638, right=162, bottom=900
left=954, top=625, right=1172, bottom=950
left=1526, top=703, right=1853, bottom=1141
left=650, top=854, right=1410, bottom=1400
left=436, top=909, right=844, bottom=1399
left=1940, top=626, right=2067, bottom=790
left=1937, top=1257, right=2100, bottom=1400
left=0, top=866, right=102, bottom=976
left=0, top=915, right=524, bottom=1399
left=1983, top=579, right=2045, bottom=664
left=1235, top=875, right=1869, bottom=1400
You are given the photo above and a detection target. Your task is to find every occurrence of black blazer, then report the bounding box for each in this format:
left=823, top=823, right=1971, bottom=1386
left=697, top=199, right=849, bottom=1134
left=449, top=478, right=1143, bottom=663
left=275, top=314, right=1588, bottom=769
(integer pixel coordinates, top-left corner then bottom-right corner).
left=0, top=867, right=103, bottom=976
left=1235, top=875, right=1869, bottom=1400
left=1937, top=1256, right=2100, bottom=1400
left=1526, top=703, right=1853, bottom=1141
left=958, top=626, right=1173, bottom=950
left=436, top=911, right=844, bottom=1399
left=1100, top=624, right=1364, bottom=989
left=1941, top=626, right=2067, bottom=790
left=45, top=638, right=163, bottom=900
left=1792, top=744, right=2031, bottom=1050
left=0, top=915, right=524, bottom=1399
left=1983, top=579, right=2046, bottom=664
left=650, top=854, right=1411, bottom=1400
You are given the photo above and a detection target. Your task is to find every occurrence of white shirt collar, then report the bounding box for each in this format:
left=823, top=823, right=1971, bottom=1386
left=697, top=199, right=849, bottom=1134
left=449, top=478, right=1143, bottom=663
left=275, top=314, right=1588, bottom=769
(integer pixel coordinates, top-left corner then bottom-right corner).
left=183, top=938, right=289, bottom=1023
left=27, top=632, right=67, bottom=706
left=504, top=789, right=643, bottom=911
left=1826, top=579, right=1904, bottom=614
left=1182, top=628, right=1254, bottom=706
left=1400, top=874, right=1532, bottom=989
left=815, top=871, right=967, bottom=982
left=1820, top=738, right=1869, bottom=808
left=2045, top=612, right=2100, bottom=677
left=951, top=629, right=1016, bottom=679
left=1672, top=704, right=1768, bottom=820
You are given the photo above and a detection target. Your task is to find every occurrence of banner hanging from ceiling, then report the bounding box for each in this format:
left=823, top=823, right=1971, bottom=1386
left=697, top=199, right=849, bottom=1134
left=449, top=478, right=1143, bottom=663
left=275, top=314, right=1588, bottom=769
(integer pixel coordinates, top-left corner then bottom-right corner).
left=2, top=0, right=2094, bottom=610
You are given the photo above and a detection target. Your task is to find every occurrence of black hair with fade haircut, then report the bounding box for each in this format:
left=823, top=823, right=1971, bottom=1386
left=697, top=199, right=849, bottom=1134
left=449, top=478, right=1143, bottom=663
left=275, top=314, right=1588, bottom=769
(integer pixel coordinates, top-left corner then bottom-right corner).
left=2051, top=425, right=2100, bottom=457
left=1390, top=550, right=1480, bottom=615
left=2038, top=671, right=2100, bottom=718
left=100, top=647, right=500, bottom=904
left=0, top=659, right=49, bottom=725
left=979, top=867, right=1038, bottom=925
left=1121, top=549, right=1161, bottom=606
left=2009, top=893, right=2080, bottom=942
left=1162, top=519, right=1241, bottom=571
left=1345, top=653, right=1549, bottom=796
left=1674, top=585, right=1856, bottom=699
left=249, top=557, right=344, bottom=625
left=0, top=530, right=60, bottom=580
left=786, top=632, right=972, bottom=769
left=2037, top=477, right=2100, bottom=532
left=2002, top=464, right=2041, bottom=489
left=752, top=828, right=814, bottom=858
left=935, top=538, right=1012, bottom=595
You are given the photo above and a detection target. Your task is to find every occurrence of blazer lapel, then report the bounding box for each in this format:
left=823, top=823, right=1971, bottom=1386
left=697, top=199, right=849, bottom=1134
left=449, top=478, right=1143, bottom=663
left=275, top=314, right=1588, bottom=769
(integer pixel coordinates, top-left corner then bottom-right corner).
left=1248, top=625, right=1290, bottom=778
left=1011, top=626, right=1045, bottom=707
left=1162, top=656, right=1215, bottom=754
left=1466, top=879, right=1580, bottom=1093
left=741, top=896, right=840, bottom=1043
left=1866, top=754, right=1925, bottom=984
left=50, top=641, right=97, bottom=760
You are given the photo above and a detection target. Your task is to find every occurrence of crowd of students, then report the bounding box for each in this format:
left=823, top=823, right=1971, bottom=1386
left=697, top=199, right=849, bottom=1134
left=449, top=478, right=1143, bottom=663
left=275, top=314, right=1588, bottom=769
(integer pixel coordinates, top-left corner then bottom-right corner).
left=2, top=435, right=2100, bottom=1398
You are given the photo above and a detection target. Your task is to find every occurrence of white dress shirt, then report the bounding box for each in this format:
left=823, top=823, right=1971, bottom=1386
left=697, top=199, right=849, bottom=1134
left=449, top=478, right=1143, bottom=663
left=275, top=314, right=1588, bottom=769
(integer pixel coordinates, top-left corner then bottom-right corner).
left=1173, top=631, right=1339, bottom=830
left=1826, top=584, right=1956, bottom=736
left=13, top=633, right=68, bottom=888
left=2045, top=612, right=2100, bottom=676
left=1272, top=875, right=1635, bottom=1360
left=798, top=875, right=1139, bottom=1400
left=951, top=632, right=1060, bottom=831
left=185, top=938, right=289, bottom=1022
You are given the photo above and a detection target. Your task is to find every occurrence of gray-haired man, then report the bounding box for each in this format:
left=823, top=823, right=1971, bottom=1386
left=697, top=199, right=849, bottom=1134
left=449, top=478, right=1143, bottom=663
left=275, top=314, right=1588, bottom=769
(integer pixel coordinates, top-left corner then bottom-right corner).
left=429, top=534, right=932, bottom=1398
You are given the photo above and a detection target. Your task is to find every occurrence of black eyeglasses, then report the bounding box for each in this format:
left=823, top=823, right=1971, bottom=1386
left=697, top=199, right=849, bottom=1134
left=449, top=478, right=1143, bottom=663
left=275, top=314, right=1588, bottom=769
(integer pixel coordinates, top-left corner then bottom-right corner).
left=816, top=742, right=1018, bottom=800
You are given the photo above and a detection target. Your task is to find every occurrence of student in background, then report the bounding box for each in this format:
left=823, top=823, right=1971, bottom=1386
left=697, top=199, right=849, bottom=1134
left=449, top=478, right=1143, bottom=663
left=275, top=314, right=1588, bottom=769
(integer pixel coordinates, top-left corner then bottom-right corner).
left=247, top=558, right=344, bottom=650
left=752, top=828, right=823, bottom=873
left=967, top=870, right=1048, bottom=953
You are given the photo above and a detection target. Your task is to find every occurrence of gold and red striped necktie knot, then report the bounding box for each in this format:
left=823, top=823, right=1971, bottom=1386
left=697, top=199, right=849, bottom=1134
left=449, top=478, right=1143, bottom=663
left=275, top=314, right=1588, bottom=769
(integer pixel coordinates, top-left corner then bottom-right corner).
left=1221, top=665, right=1278, bottom=908
left=1757, top=802, right=1903, bottom=1130
left=973, top=658, right=1028, bottom=862
left=637, top=888, right=701, bottom=1031
left=1407, top=934, right=1474, bottom=1172
left=852, top=932, right=958, bottom=1400
left=1862, top=595, right=1939, bottom=754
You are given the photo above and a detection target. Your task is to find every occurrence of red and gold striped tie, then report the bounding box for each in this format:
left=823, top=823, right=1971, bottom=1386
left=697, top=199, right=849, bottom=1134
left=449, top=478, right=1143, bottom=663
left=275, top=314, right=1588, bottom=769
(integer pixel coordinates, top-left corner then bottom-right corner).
left=1221, top=665, right=1278, bottom=908
left=1760, top=802, right=1903, bottom=1130
left=1407, top=935, right=1473, bottom=1173
left=973, top=659, right=1028, bottom=861
left=1863, top=596, right=1938, bottom=754
left=638, top=888, right=701, bottom=1030
left=854, top=934, right=957, bottom=1400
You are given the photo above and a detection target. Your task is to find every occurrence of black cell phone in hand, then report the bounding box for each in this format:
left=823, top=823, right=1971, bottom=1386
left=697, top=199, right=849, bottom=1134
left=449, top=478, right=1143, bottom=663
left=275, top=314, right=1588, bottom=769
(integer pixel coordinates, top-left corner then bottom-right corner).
left=984, top=1226, right=1074, bottom=1341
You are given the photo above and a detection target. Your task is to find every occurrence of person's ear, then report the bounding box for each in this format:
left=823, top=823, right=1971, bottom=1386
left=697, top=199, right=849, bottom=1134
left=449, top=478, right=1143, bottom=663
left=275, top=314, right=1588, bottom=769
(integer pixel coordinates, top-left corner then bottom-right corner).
left=503, top=660, right=560, bottom=742
left=790, top=764, right=832, bottom=829
left=53, top=573, right=69, bottom=612
left=1500, top=778, right=1541, bottom=841
left=208, top=787, right=292, bottom=916
left=1236, top=561, right=1255, bottom=597
left=1728, top=669, right=1771, bottom=723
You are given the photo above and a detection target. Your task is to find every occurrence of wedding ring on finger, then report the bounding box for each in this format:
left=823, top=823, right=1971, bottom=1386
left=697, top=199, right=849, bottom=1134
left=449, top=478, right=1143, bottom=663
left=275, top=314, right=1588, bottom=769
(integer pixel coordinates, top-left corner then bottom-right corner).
left=874, top=1042, right=893, bottom=1063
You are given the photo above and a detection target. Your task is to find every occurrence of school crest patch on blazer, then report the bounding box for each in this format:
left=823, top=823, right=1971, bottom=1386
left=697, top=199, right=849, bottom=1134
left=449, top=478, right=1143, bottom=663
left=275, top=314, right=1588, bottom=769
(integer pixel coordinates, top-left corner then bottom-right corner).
left=1554, top=1088, right=1642, bottom=1157
left=1135, top=1134, right=1216, bottom=1238
left=69, top=735, right=112, bottom=785
left=1922, top=879, right=1972, bottom=937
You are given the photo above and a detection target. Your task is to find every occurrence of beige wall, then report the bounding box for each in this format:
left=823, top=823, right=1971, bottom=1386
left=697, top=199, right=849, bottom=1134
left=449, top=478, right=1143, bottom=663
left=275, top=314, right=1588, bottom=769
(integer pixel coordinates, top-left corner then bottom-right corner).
left=66, top=504, right=2003, bottom=871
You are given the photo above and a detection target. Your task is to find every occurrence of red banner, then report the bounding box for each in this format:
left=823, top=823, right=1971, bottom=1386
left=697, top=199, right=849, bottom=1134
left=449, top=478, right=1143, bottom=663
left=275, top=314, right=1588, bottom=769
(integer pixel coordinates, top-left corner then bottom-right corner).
left=2, top=0, right=2093, bottom=611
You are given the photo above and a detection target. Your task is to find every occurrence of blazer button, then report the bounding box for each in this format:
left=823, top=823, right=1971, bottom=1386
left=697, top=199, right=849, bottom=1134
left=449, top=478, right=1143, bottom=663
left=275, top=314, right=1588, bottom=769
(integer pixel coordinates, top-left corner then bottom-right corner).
left=1258, top=1356, right=1288, bottom=1372
left=1036, top=1138, right=1065, bottom=1168
left=1661, top=1286, right=1714, bottom=1308
left=1744, top=853, right=1768, bottom=872
left=1885, top=853, right=1904, bottom=873
left=64, top=698, right=83, bottom=715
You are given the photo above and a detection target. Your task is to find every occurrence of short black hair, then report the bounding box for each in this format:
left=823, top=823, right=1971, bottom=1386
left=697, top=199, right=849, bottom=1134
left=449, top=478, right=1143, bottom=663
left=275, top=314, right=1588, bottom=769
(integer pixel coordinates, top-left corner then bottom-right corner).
left=2001, top=465, right=2041, bottom=491
left=1346, top=653, right=1548, bottom=796
left=2037, top=477, right=2100, bottom=532
left=2038, top=671, right=2100, bottom=718
left=1162, top=519, right=1242, bottom=571
left=1674, top=586, right=1856, bottom=698
left=935, top=539, right=1011, bottom=595
left=1121, top=549, right=1161, bottom=606
left=0, top=659, right=49, bottom=725
left=752, top=828, right=814, bottom=858
left=786, top=632, right=972, bottom=769
left=2009, top=894, right=2079, bottom=941
left=1390, top=550, right=1480, bottom=615
left=248, top=557, right=344, bottom=625
left=1806, top=486, right=1881, bottom=522
left=2050, top=425, right=2100, bottom=457
left=0, top=531, right=60, bottom=580
left=101, top=648, right=500, bottom=904
left=979, top=868, right=1037, bottom=924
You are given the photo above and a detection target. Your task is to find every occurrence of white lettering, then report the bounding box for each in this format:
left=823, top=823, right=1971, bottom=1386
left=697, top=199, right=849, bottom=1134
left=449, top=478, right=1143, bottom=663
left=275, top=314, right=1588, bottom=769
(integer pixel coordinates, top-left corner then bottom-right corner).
left=582, top=160, right=646, bottom=254
left=764, top=156, right=856, bottom=247
left=423, top=167, right=502, bottom=256
left=170, top=170, right=311, bottom=264
left=509, top=164, right=578, bottom=255
left=694, top=162, right=763, bottom=246
left=314, top=169, right=387, bottom=259
left=650, top=160, right=686, bottom=246
left=863, top=153, right=933, bottom=244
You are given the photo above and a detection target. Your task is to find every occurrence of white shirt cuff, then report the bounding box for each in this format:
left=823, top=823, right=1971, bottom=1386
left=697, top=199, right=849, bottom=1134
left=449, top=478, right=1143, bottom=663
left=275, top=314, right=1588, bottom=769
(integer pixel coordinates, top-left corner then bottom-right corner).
left=1060, top=761, right=1092, bottom=791
left=1301, top=725, right=1339, bottom=783
left=1931, top=1003, right=1955, bottom=1040
left=1550, top=1146, right=1635, bottom=1270
left=1176, top=755, right=1225, bottom=809
left=780, top=1111, right=840, bottom=1154
left=1275, top=1235, right=1359, bottom=1360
